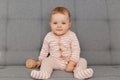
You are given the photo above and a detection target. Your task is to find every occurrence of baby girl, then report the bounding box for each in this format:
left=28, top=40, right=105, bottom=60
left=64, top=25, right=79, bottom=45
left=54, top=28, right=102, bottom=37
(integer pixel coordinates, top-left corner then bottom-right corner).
left=30, top=7, right=94, bottom=80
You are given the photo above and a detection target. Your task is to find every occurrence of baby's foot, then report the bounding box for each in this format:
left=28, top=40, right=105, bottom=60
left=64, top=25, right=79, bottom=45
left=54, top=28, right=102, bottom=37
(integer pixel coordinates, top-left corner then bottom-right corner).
left=74, top=68, right=94, bottom=79
left=31, top=70, right=51, bottom=79
left=31, top=70, right=40, bottom=79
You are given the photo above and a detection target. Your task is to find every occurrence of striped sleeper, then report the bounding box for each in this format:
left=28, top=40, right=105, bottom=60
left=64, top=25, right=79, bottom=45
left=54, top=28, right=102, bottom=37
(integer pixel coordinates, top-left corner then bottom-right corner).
left=31, top=30, right=94, bottom=79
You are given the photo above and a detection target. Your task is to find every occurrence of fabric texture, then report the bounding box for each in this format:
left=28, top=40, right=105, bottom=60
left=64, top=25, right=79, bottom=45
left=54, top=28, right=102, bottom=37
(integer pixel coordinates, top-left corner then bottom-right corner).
left=31, top=57, right=93, bottom=79
left=39, top=30, right=80, bottom=63
left=31, top=30, right=93, bottom=79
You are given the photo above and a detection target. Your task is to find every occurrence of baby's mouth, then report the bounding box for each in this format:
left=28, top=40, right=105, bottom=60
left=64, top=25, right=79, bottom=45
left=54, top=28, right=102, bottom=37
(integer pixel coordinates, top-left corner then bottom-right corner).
left=56, top=29, right=63, bottom=31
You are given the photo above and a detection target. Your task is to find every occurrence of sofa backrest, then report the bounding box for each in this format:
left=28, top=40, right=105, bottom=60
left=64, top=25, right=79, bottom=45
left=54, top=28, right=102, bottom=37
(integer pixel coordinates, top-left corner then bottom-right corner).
left=0, top=0, right=120, bottom=66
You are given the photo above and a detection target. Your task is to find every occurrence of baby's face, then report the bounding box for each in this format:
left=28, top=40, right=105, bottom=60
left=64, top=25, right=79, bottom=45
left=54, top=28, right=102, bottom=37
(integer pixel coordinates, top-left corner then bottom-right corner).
left=50, top=13, right=71, bottom=36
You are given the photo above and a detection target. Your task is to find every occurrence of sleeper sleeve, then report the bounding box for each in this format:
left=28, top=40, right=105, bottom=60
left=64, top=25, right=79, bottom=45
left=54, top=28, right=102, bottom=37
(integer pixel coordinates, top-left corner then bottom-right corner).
left=38, top=36, right=49, bottom=61
left=70, top=33, right=80, bottom=63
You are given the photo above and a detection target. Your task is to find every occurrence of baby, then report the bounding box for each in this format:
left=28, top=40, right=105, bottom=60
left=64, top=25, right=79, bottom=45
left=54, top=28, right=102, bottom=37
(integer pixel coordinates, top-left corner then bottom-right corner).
left=31, top=7, right=94, bottom=80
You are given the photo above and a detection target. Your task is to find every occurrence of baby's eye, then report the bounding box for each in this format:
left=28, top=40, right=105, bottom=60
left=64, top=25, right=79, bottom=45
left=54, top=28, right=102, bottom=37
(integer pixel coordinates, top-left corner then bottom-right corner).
left=62, top=22, right=66, bottom=24
left=53, top=22, right=57, bottom=24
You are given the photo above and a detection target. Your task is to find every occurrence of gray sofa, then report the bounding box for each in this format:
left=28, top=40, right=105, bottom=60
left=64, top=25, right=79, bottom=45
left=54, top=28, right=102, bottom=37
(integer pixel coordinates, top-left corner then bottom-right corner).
left=0, top=0, right=120, bottom=80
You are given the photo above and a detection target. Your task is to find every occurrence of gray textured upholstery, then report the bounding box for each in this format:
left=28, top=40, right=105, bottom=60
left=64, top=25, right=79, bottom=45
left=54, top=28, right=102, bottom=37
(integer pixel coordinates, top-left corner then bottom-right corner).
left=0, top=0, right=120, bottom=80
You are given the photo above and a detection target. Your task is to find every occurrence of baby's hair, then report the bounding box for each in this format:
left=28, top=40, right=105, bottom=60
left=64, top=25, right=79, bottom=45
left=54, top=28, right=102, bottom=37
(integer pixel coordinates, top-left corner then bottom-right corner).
left=50, top=7, right=71, bottom=21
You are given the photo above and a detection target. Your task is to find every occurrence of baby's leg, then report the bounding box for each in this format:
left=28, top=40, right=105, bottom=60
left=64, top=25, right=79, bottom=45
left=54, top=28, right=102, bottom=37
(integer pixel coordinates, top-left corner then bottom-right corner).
left=74, top=58, right=94, bottom=80
left=53, top=58, right=67, bottom=70
left=31, top=57, right=54, bottom=79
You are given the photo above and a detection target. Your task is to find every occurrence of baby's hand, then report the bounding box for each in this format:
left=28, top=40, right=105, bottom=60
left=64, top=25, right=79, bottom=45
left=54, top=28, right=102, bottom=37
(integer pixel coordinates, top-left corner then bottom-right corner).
left=65, top=61, right=76, bottom=72
left=35, top=60, right=42, bottom=68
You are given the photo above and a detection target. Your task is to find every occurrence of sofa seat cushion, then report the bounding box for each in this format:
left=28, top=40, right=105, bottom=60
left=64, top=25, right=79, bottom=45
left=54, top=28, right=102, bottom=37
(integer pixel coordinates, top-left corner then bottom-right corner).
left=0, top=78, right=33, bottom=80
left=91, top=66, right=120, bottom=77
left=0, top=66, right=31, bottom=78
left=89, top=77, right=120, bottom=80
left=0, top=66, right=120, bottom=80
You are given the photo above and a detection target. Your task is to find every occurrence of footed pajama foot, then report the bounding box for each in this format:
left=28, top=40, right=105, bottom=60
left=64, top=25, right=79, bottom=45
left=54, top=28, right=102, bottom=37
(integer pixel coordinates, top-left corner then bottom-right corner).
left=74, top=68, right=94, bottom=80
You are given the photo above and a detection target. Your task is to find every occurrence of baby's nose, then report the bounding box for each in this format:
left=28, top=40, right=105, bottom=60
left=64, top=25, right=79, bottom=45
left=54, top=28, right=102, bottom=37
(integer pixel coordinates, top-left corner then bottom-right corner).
left=57, top=24, right=62, bottom=27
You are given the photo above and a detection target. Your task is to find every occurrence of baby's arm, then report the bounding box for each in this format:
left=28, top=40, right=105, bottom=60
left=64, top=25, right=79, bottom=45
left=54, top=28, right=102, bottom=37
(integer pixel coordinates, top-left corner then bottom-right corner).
left=66, top=33, right=80, bottom=72
left=38, top=36, right=50, bottom=67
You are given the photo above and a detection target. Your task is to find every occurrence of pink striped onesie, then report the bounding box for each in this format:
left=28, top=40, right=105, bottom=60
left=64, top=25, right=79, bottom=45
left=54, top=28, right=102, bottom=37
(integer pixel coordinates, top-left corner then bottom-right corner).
left=31, top=30, right=94, bottom=79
